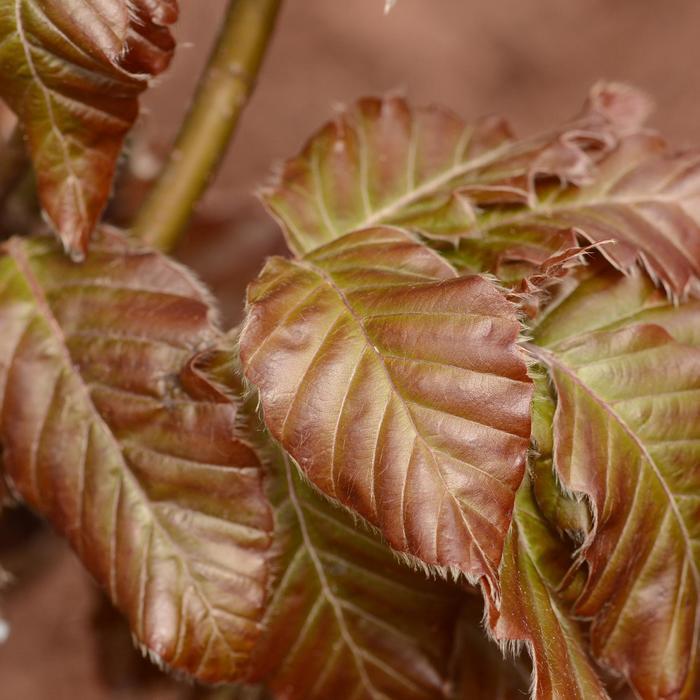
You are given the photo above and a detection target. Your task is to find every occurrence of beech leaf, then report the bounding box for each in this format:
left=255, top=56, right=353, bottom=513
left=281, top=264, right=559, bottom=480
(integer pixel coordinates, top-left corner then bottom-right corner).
left=0, top=230, right=273, bottom=682
left=191, top=345, right=531, bottom=700
left=530, top=269, right=700, bottom=699
left=474, top=134, right=700, bottom=299
left=488, top=472, right=610, bottom=700
left=0, top=1, right=178, bottom=258
left=262, top=83, right=650, bottom=258
left=240, top=226, right=533, bottom=585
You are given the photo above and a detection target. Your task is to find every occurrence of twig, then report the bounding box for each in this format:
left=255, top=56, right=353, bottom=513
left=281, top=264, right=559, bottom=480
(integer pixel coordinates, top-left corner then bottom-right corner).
left=132, top=0, right=282, bottom=252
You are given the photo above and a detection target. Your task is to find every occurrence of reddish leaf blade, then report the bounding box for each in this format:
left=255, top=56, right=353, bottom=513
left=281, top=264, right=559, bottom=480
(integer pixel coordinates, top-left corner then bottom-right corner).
left=262, top=84, right=649, bottom=258
left=477, top=134, right=700, bottom=299
left=0, top=1, right=179, bottom=258
left=489, top=473, right=610, bottom=700
left=0, top=230, right=273, bottom=682
left=192, top=345, right=530, bottom=700
left=255, top=456, right=464, bottom=700
left=531, top=271, right=700, bottom=699
left=240, top=226, right=533, bottom=584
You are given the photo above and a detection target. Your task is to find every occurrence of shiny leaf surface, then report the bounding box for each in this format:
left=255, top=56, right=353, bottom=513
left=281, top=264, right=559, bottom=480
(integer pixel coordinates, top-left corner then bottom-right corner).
left=489, top=472, right=609, bottom=700
left=531, top=270, right=700, bottom=699
left=0, top=1, right=178, bottom=257
left=192, top=345, right=530, bottom=700
left=262, top=83, right=650, bottom=259
left=0, top=230, right=273, bottom=682
left=240, top=226, right=533, bottom=584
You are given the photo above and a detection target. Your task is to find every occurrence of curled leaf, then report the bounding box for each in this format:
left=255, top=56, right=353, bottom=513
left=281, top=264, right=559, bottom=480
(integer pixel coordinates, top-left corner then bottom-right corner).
left=488, top=473, right=609, bottom=700
left=0, top=230, right=273, bottom=682
left=0, top=1, right=179, bottom=258
left=262, top=83, right=648, bottom=258
left=240, top=226, right=533, bottom=585
left=531, top=270, right=700, bottom=699
left=475, top=134, right=700, bottom=300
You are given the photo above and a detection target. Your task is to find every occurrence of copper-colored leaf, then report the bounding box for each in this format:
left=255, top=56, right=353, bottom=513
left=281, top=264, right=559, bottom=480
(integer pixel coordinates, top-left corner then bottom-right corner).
left=489, top=472, right=609, bottom=700
left=530, top=270, right=700, bottom=699
left=0, top=1, right=178, bottom=258
left=240, top=226, right=533, bottom=585
left=0, top=230, right=273, bottom=682
left=191, top=344, right=530, bottom=700
left=474, top=134, right=700, bottom=299
left=262, top=83, right=649, bottom=258
left=254, top=455, right=463, bottom=700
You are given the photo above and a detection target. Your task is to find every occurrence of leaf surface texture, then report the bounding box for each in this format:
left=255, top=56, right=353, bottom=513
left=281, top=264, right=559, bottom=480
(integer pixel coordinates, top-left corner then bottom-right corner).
left=240, top=226, right=533, bottom=584
left=0, top=1, right=178, bottom=257
left=531, top=270, right=700, bottom=698
left=0, top=230, right=273, bottom=682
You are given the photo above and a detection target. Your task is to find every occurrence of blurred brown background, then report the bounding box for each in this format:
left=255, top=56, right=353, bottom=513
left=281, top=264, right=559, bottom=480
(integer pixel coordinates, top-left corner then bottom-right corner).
left=2, top=1, right=700, bottom=697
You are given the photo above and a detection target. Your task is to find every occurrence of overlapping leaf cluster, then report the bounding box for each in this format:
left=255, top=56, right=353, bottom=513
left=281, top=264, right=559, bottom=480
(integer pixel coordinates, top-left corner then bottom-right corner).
left=0, top=16, right=697, bottom=695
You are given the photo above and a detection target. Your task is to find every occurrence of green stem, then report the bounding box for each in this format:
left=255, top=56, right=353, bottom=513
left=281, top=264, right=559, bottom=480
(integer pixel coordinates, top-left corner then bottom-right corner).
left=132, top=0, right=282, bottom=253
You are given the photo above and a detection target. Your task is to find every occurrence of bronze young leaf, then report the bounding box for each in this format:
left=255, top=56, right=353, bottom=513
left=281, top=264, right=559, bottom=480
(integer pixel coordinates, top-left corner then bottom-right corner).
left=488, top=474, right=610, bottom=700
left=188, top=344, right=531, bottom=700
left=0, top=230, right=273, bottom=682
left=261, top=83, right=651, bottom=260
left=0, top=1, right=178, bottom=258
left=469, top=135, right=700, bottom=300
left=239, top=226, right=533, bottom=586
left=530, top=269, right=700, bottom=699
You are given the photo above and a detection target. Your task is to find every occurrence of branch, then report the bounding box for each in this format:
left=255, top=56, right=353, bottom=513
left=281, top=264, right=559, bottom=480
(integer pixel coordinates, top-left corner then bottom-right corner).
left=131, top=0, right=282, bottom=253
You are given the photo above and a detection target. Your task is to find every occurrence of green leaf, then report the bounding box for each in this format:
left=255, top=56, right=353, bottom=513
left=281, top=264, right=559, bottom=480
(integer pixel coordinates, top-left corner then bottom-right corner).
left=488, top=472, right=610, bottom=700
left=530, top=269, right=700, bottom=699
left=240, top=226, right=533, bottom=585
left=0, top=230, right=273, bottom=682
left=262, top=83, right=650, bottom=259
left=0, top=1, right=178, bottom=258
left=189, top=344, right=531, bottom=700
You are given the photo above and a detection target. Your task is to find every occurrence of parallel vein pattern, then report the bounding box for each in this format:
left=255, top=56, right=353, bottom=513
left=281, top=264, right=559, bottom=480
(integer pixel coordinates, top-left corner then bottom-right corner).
left=240, top=227, right=533, bottom=584
left=195, top=343, right=532, bottom=700
left=262, top=84, right=651, bottom=259
left=251, top=455, right=464, bottom=700
left=0, top=231, right=273, bottom=682
left=531, top=271, right=700, bottom=699
left=0, top=0, right=178, bottom=257
left=474, top=134, right=700, bottom=299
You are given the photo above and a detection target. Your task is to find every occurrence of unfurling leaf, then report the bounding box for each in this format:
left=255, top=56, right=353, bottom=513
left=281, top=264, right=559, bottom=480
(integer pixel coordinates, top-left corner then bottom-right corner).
left=261, top=83, right=649, bottom=259
left=0, top=230, right=273, bottom=682
left=486, top=376, right=605, bottom=699
left=190, top=345, right=530, bottom=700
left=240, top=226, right=533, bottom=585
left=488, top=472, right=609, bottom=700
left=531, top=269, right=700, bottom=699
left=472, top=134, right=700, bottom=299
left=0, top=1, right=179, bottom=258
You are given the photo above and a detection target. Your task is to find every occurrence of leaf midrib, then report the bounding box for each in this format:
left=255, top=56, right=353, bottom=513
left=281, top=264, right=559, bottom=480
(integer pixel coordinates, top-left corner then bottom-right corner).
left=15, top=0, right=88, bottom=225
left=6, top=241, right=247, bottom=663
left=282, top=455, right=392, bottom=700
left=298, top=257, right=497, bottom=579
left=531, top=343, right=700, bottom=636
